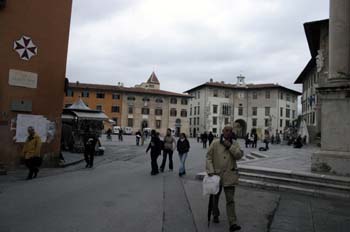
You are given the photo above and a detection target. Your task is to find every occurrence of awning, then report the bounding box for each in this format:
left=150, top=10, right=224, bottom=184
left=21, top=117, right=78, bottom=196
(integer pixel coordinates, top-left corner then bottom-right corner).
left=62, top=114, right=75, bottom=120
left=72, top=110, right=108, bottom=120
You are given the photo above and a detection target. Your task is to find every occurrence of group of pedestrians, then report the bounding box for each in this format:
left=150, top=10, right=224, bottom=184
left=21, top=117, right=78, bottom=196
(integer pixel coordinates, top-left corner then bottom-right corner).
left=146, top=128, right=190, bottom=176
left=199, top=131, right=216, bottom=148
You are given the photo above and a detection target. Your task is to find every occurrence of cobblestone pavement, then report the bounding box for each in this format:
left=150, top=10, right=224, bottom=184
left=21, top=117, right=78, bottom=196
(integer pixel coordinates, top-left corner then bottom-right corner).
left=1, top=135, right=349, bottom=232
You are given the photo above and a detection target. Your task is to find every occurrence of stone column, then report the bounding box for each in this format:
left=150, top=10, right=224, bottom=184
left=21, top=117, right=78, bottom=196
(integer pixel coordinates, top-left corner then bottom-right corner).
left=311, top=0, right=350, bottom=176
left=329, top=0, right=350, bottom=80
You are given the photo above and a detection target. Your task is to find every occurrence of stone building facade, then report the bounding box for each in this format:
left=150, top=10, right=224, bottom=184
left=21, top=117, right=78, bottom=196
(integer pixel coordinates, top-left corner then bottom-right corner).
left=64, top=73, right=191, bottom=136
left=185, top=76, right=300, bottom=138
left=0, top=0, right=72, bottom=166
left=294, top=19, right=329, bottom=143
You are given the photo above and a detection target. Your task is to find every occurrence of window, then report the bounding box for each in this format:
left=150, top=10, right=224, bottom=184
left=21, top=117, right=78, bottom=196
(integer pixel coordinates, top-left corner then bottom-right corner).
left=128, top=118, right=133, bottom=127
left=197, top=106, right=200, bottom=114
left=252, top=118, right=257, bottom=127
left=265, top=118, right=269, bottom=127
left=286, top=94, right=290, bottom=102
left=238, top=106, right=243, bottom=116
left=66, top=89, right=74, bottom=97
left=193, top=118, right=196, bottom=125
left=142, top=97, right=150, bottom=102
left=155, top=109, right=163, bottom=115
left=265, top=107, right=270, bottom=116
left=189, top=118, right=192, bottom=126
left=197, top=117, right=200, bottom=125
left=222, top=104, right=232, bottom=115
left=224, top=117, right=229, bottom=125
left=170, top=108, right=177, bottom=117
left=213, top=117, right=218, bottom=125
left=112, top=118, right=118, bottom=125
left=190, top=107, right=192, bottom=116
left=156, top=120, right=161, bottom=129
left=280, top=107, right=283, bottom=117
left=96, top=92, right=105, bottom=99
left=213, top=89, right=218, bottom=97
left=252, top=107, right=257, bottom=116
left=128, top=107, right=133, bottom=114
left=155, top=98, right=163, bottom=103
left=286, top=109, right=290, bottom=118
left=312, top=112, right=315, bottom=124
left=193, top=106, right=196, bottom=115
left=127, top=96, right=136, bottom=101
left=213, top=105, right=218, bottom=114
left=181, top=109, right=187, bottom=117
left=292, top=110, right=296, bottom=119
left=286, top=120, right=290, bottom=127
left=197, top=91, right=200, bottom=99
left=181, top=98, right=188, bottom=105
left=111, top=106, right=120, bottom=113
left=112, top=93, right=120, bottom=99
left=96, top=105, right=102, bottom=111
left=280, top=119, right=283, bottom=127
left=170, top=98, right=177, bottom=104
left=253, top=91, right=257, bottom=99
left=212, top=128, right=217, bottom=134
left=280, top=92, right=284, bottom=100
left=81, top=90, right=89, bottom=98
left=292, top=96, right=296, bottom=103
left=142, top=108, right=150, bottom=115
left=265, top=91, right=270, bottom=99
left=225, top=91, right=230, bottom=98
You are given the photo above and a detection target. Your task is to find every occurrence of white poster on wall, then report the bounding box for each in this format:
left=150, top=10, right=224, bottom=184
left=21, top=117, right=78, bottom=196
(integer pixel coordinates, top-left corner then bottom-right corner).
left=15, top=114, right=49, bottom=142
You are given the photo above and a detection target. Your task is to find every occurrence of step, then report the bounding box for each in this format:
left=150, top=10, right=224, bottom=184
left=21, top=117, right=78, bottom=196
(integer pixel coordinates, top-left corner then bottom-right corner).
left=239, top=171, right=350, bottom=192
left=238, top=165, right=350, bottom=187
left=249, top=151, right=268, bottom=159
left=239, top=178, right=350, bottom=199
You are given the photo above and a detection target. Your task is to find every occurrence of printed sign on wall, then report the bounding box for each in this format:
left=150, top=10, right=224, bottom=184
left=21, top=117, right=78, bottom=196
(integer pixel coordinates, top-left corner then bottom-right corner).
left=13, top=35, right=38, bottom=61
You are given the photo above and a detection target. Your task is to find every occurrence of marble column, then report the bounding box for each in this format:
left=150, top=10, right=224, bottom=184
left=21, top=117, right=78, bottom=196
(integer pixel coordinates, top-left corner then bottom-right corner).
left=311, top=0, right=350, bottom=176
left=329, top=0, right=350, bottom=80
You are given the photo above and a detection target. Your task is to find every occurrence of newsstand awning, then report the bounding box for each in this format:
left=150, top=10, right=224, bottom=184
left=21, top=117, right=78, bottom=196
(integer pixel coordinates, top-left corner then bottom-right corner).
left=71, top=110, right=108, bottom=120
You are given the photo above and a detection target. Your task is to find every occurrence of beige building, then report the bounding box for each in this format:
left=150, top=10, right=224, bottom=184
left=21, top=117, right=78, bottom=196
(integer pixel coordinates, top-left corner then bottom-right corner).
left=64, top=73, right=191, bottom=136
left=185, top=76, right=300, bottom=138
left=294, top=19, right=329, bottom=143
left=121, top=72, right=191, bottom=136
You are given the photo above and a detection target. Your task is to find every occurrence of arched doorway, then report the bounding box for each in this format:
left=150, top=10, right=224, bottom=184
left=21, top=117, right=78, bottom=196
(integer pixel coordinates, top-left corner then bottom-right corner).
left=141, top=120, right=148, bottom=130
left=233, top=119, right=247, bottom=138
left=175, top=118, right=181, bottom=137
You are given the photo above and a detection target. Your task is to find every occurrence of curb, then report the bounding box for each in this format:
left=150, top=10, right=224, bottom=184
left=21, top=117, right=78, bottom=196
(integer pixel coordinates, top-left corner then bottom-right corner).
left=59, top=158, right=84, bottom=168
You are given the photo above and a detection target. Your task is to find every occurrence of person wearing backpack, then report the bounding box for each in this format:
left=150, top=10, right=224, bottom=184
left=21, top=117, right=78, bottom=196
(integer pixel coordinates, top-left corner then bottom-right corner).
left=177, top=133, right=190, bottom=176
left=146, top=130, right=162, bottom=175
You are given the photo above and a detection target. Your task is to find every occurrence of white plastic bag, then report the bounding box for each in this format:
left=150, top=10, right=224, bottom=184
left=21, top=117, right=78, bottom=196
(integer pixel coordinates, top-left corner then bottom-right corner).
left=202, top=174, right=221, bottom=196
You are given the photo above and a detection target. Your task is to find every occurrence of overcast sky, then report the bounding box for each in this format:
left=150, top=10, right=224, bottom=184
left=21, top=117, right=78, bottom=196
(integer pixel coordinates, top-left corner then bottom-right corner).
left=66, top=0, right=329, bottom=93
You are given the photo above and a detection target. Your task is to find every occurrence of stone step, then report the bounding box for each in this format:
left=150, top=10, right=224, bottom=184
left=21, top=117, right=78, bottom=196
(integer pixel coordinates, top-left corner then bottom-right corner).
left=238, top=165, right=350, bottom=186
left=249, top=151, right=268, bottom=159
left=239, top=178, right=350, bottom=199
left=239, top=171, right=350, bottom=193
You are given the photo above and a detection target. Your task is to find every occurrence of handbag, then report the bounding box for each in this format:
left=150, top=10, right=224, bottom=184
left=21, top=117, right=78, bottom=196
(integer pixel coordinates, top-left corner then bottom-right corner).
left=202, top=174, right=221, bottom=196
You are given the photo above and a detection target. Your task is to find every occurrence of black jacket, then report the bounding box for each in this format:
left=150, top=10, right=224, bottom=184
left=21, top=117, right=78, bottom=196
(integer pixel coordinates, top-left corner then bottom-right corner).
left=177, top=139, right=190, bottom=154
left=146, top=136, right=162, bottom=155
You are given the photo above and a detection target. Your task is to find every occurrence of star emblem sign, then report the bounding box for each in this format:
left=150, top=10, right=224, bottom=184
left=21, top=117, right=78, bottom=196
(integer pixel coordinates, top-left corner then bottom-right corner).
left=13, top=35, right=38, bottom=61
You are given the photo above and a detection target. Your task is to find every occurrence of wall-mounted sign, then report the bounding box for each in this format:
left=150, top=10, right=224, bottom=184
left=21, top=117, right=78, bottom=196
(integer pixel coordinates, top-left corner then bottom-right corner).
left=13, top=35, right=38, bottom=61
left=9, top=69, right=38, bottom=88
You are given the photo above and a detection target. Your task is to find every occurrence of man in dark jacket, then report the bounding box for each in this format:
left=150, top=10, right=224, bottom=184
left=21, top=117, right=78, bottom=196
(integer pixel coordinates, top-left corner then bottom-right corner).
left=146, top=130, right=162, bottom=175
left=177, top=133, right=190, bottom=176
left=208, top=132, right=214, bottom=146
left=202, top=132, right=208, bottom=148
left=83, top=132, right=98, bottom=168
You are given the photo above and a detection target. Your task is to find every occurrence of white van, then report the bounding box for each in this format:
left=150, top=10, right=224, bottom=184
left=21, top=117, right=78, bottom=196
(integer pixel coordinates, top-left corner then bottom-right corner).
left=124, top=127, right=133, bottom=135
left=112, top=126, right=121, bottom=134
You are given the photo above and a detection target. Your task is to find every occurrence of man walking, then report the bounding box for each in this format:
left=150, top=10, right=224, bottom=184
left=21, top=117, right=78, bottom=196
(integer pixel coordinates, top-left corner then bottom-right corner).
left=160, top=128, right=176, bottom=172
left=146, top=130, right=162, bottom=175
left=83, top=131, right=98, bottom=168
left=206, top=125, right=243, bottom=232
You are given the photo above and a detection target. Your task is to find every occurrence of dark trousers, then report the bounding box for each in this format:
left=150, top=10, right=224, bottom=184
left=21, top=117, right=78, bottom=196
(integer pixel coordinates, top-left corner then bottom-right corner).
left=265, top=142, right=269, bottom=150
left=84, top=150, right=94, bottom=167
left=160, top=149, right=173, bottom=171
left=212, top=185, right=237, bottom=226
left=253, top=140, right=257, bottom=148
left=203, top=140, right=207, bottom=148
left=25, top=158, right=39, bottom=179
left=150, top=153, right=159, bottom=174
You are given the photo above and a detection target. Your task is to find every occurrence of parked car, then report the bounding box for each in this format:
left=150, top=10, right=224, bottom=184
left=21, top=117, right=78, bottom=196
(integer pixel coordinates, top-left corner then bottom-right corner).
left=112, top=126, right=121, bottom=134
left=124, top=127, right=133, bottom=135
